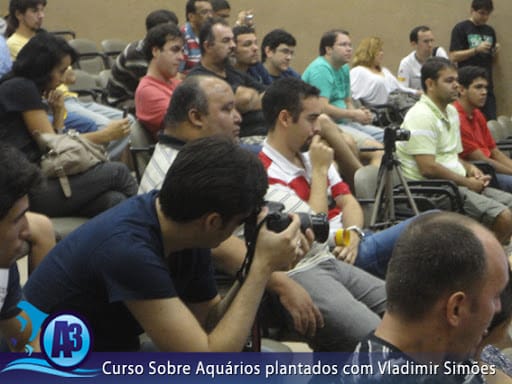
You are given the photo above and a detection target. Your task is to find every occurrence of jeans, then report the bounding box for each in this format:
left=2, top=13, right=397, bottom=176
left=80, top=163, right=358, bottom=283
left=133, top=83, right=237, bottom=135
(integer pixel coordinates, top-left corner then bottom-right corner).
left=496, top=173, right=512, bottom=193
left=355, top=214, right=421, bottom=278
left=30, top=162, right=138, bottom=218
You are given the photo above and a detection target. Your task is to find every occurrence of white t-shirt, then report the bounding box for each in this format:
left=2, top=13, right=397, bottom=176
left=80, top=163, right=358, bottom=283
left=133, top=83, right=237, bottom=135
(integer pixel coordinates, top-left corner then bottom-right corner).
left=397, top=47, right=449, bottom=90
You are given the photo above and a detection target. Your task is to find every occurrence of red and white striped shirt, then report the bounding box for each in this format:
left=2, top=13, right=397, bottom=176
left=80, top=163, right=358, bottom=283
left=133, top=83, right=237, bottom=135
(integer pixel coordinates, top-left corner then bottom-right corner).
left=259, top=141, right=351, bottom=225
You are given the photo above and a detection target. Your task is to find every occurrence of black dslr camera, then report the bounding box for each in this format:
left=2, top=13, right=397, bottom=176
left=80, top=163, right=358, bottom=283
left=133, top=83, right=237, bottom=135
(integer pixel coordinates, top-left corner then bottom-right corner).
left=265, top=202, right=329, bottom=243
left=383, top=125, right=410, bottom=154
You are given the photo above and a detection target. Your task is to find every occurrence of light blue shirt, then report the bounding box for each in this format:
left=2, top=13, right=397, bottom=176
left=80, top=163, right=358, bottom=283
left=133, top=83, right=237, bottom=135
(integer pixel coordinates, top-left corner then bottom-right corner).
left=0, top=36, right=12, bottom=77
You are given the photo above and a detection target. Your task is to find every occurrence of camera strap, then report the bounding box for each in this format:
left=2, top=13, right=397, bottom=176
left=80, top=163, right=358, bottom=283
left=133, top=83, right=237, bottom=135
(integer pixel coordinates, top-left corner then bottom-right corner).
left=237, top=215, right=268, bottom=283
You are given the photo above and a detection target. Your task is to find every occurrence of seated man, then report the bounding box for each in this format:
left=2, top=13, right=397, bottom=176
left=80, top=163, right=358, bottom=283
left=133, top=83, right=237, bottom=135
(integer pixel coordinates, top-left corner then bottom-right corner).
left=139, top=75, right=386, bottom=352
left=188, top=18, right=267, bottom=142
left=302, top=29, right=383, bottom=166
left=349, top=211, right=508, bottom=384
left=107, top=9, right=179, bottom=108
left=24, top=136, right=305, bottom=352
left=0, top=143, right=51, bottom=352
left=260, top=29, right=301, bottom=82
left=232, top=25, right=273, bottom=85
left=397, top=25, right=449, bottom=90
left=180, top=0, right=213, bottom=75
left=455, top=65, right=512, bottom=192
left=135, top=22, right=183, bottom=140
left=396, top=57, right=512, bottom=244
left=260, top=77, right=418, bottom=278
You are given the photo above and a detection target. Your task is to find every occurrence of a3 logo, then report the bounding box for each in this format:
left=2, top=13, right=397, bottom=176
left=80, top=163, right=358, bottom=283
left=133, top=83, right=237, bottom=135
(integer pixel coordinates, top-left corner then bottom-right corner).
left=40, top=313, right=92, bottom=370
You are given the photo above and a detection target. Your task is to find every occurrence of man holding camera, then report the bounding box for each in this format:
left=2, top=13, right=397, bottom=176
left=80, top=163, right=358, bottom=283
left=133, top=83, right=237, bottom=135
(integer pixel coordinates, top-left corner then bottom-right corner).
left=396, top=57, right=512, bottom=244
left=24, top=136, right=307, bottom=352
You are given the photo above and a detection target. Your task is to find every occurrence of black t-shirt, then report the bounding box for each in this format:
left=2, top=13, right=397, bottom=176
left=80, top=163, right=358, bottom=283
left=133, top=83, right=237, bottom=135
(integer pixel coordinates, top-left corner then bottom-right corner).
left=0, top=77, right=46, bottom=162
left=450, top=20, right=496, bottom=83
left=188, top=63, right=267, bottom=137
left=24, top=191, right=217, bottom=351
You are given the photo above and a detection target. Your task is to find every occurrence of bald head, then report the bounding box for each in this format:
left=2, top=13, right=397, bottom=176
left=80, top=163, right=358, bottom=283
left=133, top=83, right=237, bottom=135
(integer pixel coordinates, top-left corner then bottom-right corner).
left=386, top=212, right=498, bottom=320
left=163, top=75, right=241, bottom=141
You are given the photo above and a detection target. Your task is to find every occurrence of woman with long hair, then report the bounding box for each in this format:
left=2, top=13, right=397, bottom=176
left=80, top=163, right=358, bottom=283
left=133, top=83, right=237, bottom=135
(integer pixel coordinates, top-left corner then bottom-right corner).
left=350, top=36, right=420, bottom=106
left=0, top=31, right=137, bottom=217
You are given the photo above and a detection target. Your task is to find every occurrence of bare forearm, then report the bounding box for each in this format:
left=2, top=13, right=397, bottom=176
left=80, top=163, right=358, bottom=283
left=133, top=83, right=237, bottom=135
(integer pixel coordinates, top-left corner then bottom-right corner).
left=419, top=162, right=469, bottom=187
left=206, top=259, right=271, bottom=351
left=308, top=169, right=329, bottom=214
left=449, top=48, right=477, bottom=63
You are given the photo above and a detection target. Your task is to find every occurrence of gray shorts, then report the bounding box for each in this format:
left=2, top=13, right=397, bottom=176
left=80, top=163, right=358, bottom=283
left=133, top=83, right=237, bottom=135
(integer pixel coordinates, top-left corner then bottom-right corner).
left=459, top=186, right=512, bottom=227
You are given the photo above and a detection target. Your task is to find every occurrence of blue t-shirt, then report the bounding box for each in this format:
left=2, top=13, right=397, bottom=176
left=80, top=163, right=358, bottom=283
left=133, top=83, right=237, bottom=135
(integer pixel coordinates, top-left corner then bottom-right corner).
left=24, top=191, right=217, bottom=351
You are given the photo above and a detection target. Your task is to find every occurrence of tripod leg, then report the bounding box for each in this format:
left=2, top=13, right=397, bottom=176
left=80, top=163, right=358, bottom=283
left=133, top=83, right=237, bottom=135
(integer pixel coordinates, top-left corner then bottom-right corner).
left=395, top=166, right=420, bottom=215
left=370, top=167, right=387, bottom=226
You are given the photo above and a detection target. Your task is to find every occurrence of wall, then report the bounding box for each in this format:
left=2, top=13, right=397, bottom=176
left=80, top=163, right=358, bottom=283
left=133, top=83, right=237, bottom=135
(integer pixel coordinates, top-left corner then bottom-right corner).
left=7, top=0, right=511, bottom=115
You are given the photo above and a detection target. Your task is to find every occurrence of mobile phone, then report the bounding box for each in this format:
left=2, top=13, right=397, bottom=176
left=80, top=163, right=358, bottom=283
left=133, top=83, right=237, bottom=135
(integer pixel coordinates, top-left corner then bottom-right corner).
left=122, top=107, right=128, bottom=119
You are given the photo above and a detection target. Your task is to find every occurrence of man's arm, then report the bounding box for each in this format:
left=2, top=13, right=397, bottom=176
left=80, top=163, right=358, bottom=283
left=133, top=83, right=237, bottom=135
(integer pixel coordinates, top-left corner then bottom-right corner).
left=465, top=148, right=512, bottom=175
left=319, top=97, right=372, bottom=125
left=449, top=42, right=492, bottom=63
left=234, top=86, right=263, bottom=113
left=308, top=135, right=334, bottom=214
left=211, top=235, right=323, bottom=337
left=0, top=312, right=34, bottom=352
left=125, top=215, right=304, bottom=352
left=332, top=194, right=364, bottom=265
left=414, top=154, right=487, bottom=192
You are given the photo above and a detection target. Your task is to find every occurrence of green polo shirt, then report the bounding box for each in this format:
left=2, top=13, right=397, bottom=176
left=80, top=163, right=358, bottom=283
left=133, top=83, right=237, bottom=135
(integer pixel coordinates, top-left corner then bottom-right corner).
left=396, top=95, right=465, bottom=181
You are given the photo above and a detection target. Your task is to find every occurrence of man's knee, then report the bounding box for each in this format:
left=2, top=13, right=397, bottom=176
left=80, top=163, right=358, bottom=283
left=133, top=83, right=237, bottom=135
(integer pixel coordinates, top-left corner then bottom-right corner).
left=492, top=208, right=512, bottom=244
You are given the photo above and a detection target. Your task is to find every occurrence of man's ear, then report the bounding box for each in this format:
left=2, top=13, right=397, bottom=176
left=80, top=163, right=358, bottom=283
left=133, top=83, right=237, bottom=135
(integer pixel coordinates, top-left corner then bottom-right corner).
left=264, top=46, right=273, bottom=58
left=188, top=108, right=203, bottom=128
left=424, top=78, right=435, bottom=92
left=277, top=109, right=292, bottom=127
left=151, top=46, right=160, bottom=59
left=202, top=212, right=223, bottom=231
left=445, top=291, right=468, bottom=327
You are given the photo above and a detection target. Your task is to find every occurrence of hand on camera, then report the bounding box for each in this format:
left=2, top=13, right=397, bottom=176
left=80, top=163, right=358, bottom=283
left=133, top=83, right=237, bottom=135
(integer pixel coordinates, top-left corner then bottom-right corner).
left=253, top=209, right=312, bottom=273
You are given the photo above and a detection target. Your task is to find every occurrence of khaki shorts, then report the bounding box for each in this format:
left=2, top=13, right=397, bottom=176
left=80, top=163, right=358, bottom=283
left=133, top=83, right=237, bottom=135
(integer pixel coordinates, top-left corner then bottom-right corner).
left=459, top=186, right=512, bottom=227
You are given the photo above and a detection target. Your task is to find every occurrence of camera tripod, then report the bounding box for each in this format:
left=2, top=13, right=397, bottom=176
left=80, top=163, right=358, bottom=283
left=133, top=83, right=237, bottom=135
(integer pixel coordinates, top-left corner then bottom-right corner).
left=367, top=133, right=420, bottom=228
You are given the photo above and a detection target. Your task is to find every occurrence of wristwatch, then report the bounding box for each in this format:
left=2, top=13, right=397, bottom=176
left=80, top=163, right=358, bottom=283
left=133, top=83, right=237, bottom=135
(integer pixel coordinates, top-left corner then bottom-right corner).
left=346, top=225, right=365, bottom=239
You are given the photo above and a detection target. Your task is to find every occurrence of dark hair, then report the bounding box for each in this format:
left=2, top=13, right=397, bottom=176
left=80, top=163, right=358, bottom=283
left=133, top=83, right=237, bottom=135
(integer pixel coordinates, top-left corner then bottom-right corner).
left=0, top=143, right=42, bottom=219
left=457, top=65, right=488, bottom=88
left=142, top=22, right=183, bottom=61
left=471, top=0, right=494, bottom=12
left=386, top=212, right=487, bottom=321
left=163, top=75, right=210, bottom=128
left=261, top=29, right=296, bottom=62
left=198, top=17, right=228, bottom=54
left=211, top=0, right=230, bottom=12
left=6, top=0, right=46, bottom=37
left=7, top=31, right=77, bottom=91
left=159, top=136, right=267, bottom=223
left=420, top=56, right=456, bottom=92
left=186, top=0, right=210, bottom=21
left=409, top=25, right=431, bottom=43
left=319, top=29, right=349, bottom=56
left=488, top=269, right=512, bottom=332
left=262, top=77, right=320, bottom=130
left=233, top=25, right=255, bottom=42
left=145, top=9, right=179, bottom=32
